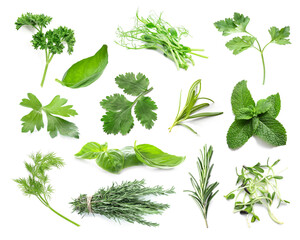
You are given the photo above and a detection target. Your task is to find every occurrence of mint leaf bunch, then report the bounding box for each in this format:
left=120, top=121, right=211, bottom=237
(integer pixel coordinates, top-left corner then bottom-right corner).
left=227, top=81, right=286, bottom=149
left=20, top=93, right=79, bottom=138
left=100, top=73, right=157, bottom=135
left=214, top=13, right=291, bottom=85
left=15, top=13, right=75, bottom=87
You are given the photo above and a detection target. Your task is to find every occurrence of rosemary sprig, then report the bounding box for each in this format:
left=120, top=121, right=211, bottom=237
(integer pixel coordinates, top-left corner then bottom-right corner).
left=169, top=79, right=223, bottom=134
left=70, top=179, right=175, bottom=227
left=116, top=11, right=207, bottom=70
left=225, top=159, right=289, bottom=225
left=14, top=152, right=79, bottom=226
left=185, top=145, right=219, bottom=228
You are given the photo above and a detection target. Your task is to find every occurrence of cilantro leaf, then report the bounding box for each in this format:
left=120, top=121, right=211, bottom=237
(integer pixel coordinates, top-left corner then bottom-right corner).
left=100, top=73, right=157, bottom=135
left=46, top=113, right=79, bottom=139
left=134, top=96, right=158, bottom=129
left=43, top=95, right=78, bottom=117
left=227, top=120, right=253, bottom=149
left=231, top=80, right=255, bottom=116
left=254, top=114, right=287, bottom=146
left=20, top=93, right=79, bottom=138
left=266, top=93, right=281, bottom=118
left=214, top=12, right=250, bottom=36
left=226, top=36, right=256, bottom=55
left=269, top=26, right=291, bottom=45
left=115, top=72, right=149, bottom=96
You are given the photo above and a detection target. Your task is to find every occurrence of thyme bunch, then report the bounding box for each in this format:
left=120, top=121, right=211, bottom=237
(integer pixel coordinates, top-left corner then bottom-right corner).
left=70, top=179, right=174, bottom=227
left=225, top=159, right=289, bottom=225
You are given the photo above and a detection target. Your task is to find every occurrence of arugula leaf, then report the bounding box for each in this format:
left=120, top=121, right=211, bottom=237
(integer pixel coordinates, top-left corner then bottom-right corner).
left=214, top=12, right=250, bottom=36
left=100, top=73, right=157, bottom=135
left=227, top=120, right=253, bottom=149
left=227, top=81, right=286, bottom=149
left=20, top=93, right=79, bottom=138
left=254, top=113, right=287, bottom=146
left=134, top=96, right=158, bottom=129
left=231, top=80, right=255, bottom=116
left=115, top=72, right=149, bottom=96
left=214, top=13, right=291, bottom=84
left=225, top=36, right=256, bottom=55
left=269, top=26, right=291, bottom=45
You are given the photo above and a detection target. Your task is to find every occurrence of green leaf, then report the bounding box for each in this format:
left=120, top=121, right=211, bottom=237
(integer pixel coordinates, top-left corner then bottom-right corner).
left=95, top=149, right=124, bottom=174
left=121, top=146, right=144, bottom=168
left=134, top=96, right=158, bottom=129
left=46, top=113, right=79, bottom=139
left=273, top=176, right=283, bottom=180
left=269, top=26, right=291, bottom=45
left=255, top=99, right=271, bottom=115
left=254, top=114, right=287, bottom=146
left=134, top=142, right=185, bottom=168
left=15, top=13, right=52, bottom=30
left=21, top=110, right=44, bottom=133
left=225, top=36, right=256, bottom=55
left=227, top=120, right=253, bottom=149
left=266, top=93, right=281, bottom=118
left=115, top=72, right=149, bottom=96
left=20, top=93, right=43, bottom=110
left=43, top=95, right=78, bottom=117
left=225, top=193, right=235, bottom=200
left=100, top=94, right=134, bottom=135
left=214, top=12, right=250, bottom=36
left=56, top=45, right=108, bottom=88
left=75, top=142, right=108, bottom=159
left=231, top=81, right=255, bottom=117
left=235, top=107, right=255, bottom=120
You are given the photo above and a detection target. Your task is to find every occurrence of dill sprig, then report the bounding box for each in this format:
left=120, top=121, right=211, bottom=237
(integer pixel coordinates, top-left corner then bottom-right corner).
left=169, top=79, right=223, bottom=134
left=225, top=159, right=289, bottom=225
left=116, top=11, right=207, bottom=70
left=14, top=152, right=79, bottom=226
left=185, top=145, right=219, bottom=228
left=70, top=179, right=175, bottom=227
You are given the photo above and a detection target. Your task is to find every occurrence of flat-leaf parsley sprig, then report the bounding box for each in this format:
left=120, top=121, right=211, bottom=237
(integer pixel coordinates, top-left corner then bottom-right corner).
left=15, top=13, right=75, bottom=87
left=214, top=12, right=291, bottom=85
left=116, top=11, right=207, bottom=70
left=14, top=152, right=80, bottom=226
left=225, top=159, right=289, bottom=225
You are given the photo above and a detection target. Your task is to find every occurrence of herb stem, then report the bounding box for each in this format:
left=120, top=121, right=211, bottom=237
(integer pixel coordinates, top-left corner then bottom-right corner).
left=48, top=205, right=80, bottom=227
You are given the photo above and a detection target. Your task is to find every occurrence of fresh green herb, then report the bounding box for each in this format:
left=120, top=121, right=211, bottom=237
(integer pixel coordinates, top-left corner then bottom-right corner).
left=185, top=145, right=219, bottom=228
left=116, top=11, right=207, bottom=70
left=20, top=93, right=79, bottom=138
left=169, top=79, right=223, bottom=134
left=100, top=72, right=157, bottom=135
left=75, top=141, right=185, bottom=173
left=225, top=159, right=289, bottom=225
left=14, top=152, right=79, bottom=226
left=227, top=80, right=286, bottom=149
left=70, top=179, right=174, bottom=227
left=56, top=45, right=108, bottom=88
left=15, top=13, right=75, bottom=87
left=214, top=12, right=291, bottom=85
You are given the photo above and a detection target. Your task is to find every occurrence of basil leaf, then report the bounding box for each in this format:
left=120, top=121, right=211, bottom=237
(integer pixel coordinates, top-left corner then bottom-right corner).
left=134, top=142, right=185, bottom=168
left=75, top=142, right=108, bottom=159
left=121, top=146, right=144, bottom=168
left=57, top=44, right=108, bottom=88
left=95, top=149, right=124, bottom=174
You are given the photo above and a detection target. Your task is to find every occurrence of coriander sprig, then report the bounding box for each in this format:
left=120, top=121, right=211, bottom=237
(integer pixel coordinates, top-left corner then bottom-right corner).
left=214, top=12, right=291, bottom=85
left=169, top=79, right=223, bottom=134
left=116, top=11, right=207, bottom=70
left=225, top=159, right=289, bottom=225
left=185, top=145, right=219, bottom=228
left=14, top=152, right=79, bottom=227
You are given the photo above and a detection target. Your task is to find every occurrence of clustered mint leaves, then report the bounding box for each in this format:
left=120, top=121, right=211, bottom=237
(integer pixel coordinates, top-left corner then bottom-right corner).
left=214, top=12, right=291, bottom=85
left=20, top=93, right=79, bottom=138
left=227, top=80, right=286, bottom=149
left=100, top=73, right=157, bottom=135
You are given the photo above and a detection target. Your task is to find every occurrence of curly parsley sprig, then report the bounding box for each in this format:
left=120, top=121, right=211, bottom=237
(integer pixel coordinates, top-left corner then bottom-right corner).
left=15, top=13, right=75, bottom=87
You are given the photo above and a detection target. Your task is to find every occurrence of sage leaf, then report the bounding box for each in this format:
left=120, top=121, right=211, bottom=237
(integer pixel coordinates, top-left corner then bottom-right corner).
left=57, top=44, right=108, bottom=88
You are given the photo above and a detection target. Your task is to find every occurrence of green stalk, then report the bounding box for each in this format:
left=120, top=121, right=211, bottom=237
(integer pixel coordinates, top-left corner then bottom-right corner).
left=41, top=53, right=54, bottom=87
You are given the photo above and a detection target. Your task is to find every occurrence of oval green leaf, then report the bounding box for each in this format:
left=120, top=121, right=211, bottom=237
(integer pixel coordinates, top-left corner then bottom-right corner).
left=95, top=149, right=124, bottom=174
left=121, top=146, right=144, bottom=168
left=134, top=142, right=185, bottom=168
left=57, top=44, right=108, bottom=88
left=75, top=142, right=108, bottom=159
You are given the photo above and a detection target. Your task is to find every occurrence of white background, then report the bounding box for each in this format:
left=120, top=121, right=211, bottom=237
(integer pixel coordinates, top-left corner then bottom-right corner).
left=1, top=0, right=299, bottom=239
